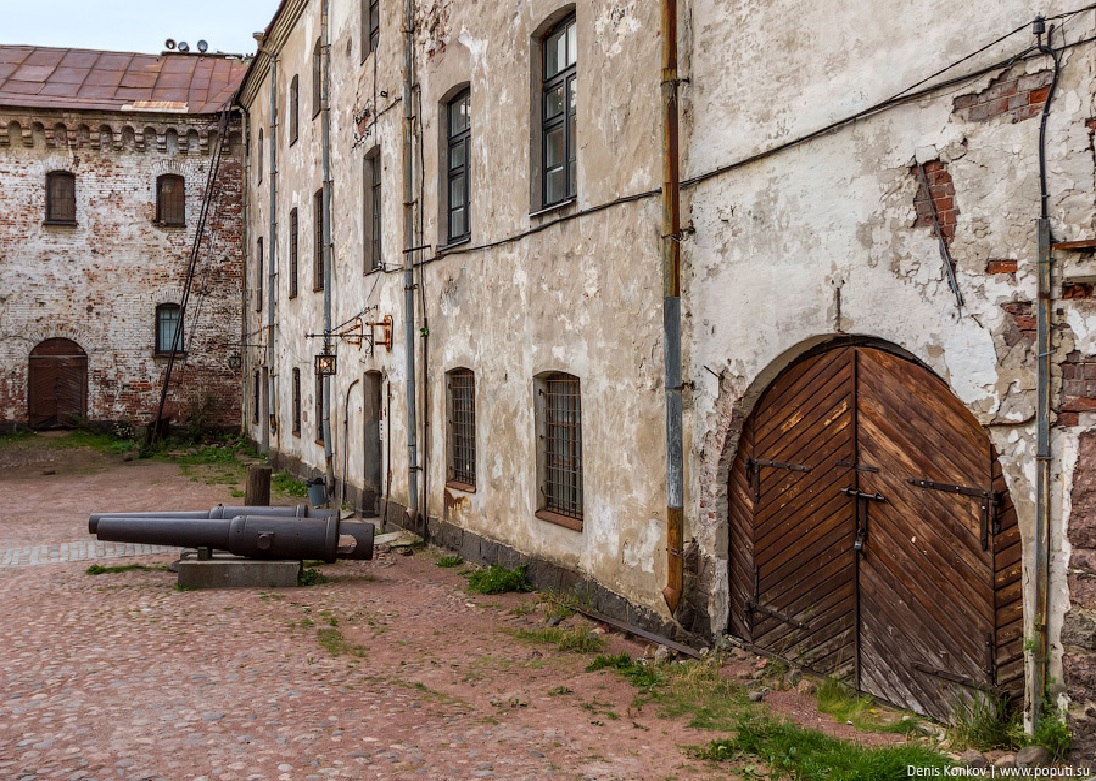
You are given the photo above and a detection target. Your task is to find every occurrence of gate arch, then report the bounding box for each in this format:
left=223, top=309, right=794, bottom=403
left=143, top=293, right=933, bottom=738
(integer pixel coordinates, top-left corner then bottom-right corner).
left=727, top=341, right=1022, bottom=720
left=28, top=338, right=88, bottom=429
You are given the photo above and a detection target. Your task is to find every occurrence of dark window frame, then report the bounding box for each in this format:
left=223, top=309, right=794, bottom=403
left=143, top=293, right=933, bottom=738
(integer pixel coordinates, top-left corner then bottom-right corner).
left=155, top=303, right=184, bottom=356
left=313, top=188, right=325, bottom=291
left=292, top=367, right=302, bottom=436
left=447, top=369, right=476, bottom=489
left=257, top=127, right=264, bottom=184
left=289, top=207, right=299, bottom=298
left=446, top=89, right=471, bottom=243
left=315, top=373, right=325, bottom=443
left=253, top=371, right=260, bottom=425
left=45, top=170, right=76, bottom=225
left=312, top=39, right=322, bottom=119
left=536, top=372, right=583, bottom=528
left=256, top=237, right=264, bottom=312
left=368, top=0, right=380, bottom=56
left=365, top=150, right=382, bottom=271
left=155, top=173, right=185, bottom=227
left=541, top=14, right=577, bottom=208
left=289, top=74, right=299, bottom=145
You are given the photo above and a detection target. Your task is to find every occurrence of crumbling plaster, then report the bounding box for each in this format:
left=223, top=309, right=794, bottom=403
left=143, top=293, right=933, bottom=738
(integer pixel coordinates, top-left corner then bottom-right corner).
left=682, top=0, right=1096, bottom=716
left=242, top=0, right=672, bottom=611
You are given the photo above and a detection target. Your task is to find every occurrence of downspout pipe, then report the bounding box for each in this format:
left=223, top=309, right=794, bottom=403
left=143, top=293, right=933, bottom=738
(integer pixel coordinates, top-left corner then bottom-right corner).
left=321, top=0, right=336, bottom=497
left=240, top=103, right=250, bottom=436
left=402, top=0, right=420, bottom=517
left=1033, top=16, right=1061, bottom=733
left=660, top=0, right=684, bottom=613
left=265, top=54, right=278, bottom=456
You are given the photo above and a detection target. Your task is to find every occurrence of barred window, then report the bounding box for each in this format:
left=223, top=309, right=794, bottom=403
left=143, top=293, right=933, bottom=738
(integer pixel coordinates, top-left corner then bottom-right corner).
left=313, top=188, right=325, bottom=290
left=257, top=128, right=264, bottom=183
left=447, top=369, right=476, bottom=489
left=45, top=171, right=76, bottom=224
left=292, top=368, right=302, bottom=436
left=536, top=372, right=582, bottom=527
left=364, top=0, right=380, bottom=57
left=541, top=14, right=576, bottom=207
left=446, top=89, right=471, bottom=243
left=156, top=173, right=185, bottom=226
left=289, top=208, right=298, bottom=298
left=253, top=371, right=260, bottom=425
left=155, top=303, right=183, bottom=355
left=315, top=373, right=325, bottom=443
left=365, top=150, right=382, bottom=270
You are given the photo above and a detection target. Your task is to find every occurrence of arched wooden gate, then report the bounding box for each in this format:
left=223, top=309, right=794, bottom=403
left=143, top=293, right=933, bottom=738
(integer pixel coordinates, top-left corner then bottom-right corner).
left=728, top=344, right=1023, bottom=720
left=28, top=338, right=88, bottom=429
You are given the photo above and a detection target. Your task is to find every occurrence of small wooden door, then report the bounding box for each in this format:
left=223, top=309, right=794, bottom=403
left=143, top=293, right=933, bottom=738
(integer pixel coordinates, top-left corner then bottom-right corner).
left=728, top=344, right=1022, bottom=719
left=28, top=338, right=88, bottom=429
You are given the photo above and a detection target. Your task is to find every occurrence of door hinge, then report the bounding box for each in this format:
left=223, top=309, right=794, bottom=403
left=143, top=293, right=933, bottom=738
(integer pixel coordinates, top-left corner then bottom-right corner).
left=907, top=478, right=1001, bottom=551
left=745, top=457, right=812, bottom=502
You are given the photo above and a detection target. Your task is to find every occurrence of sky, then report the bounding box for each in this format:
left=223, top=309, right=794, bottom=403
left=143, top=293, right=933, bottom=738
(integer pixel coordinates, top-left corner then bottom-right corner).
left=1, top=0, right=283, bottom=56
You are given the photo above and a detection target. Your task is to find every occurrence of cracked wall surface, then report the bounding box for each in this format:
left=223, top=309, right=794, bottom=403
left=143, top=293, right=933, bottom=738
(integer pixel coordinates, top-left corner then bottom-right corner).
left=683, top=0, right=1096, bottom=736
left=0, top=111, right=244, bottom=429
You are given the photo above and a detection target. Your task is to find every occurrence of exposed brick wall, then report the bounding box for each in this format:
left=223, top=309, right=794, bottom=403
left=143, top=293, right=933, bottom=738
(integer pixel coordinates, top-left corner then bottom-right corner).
left=1065, top=430, right=1096, bottom=763
left=953, top=68, right=1054, bottom=123
left=911, top=159, right=959, bottom=245
left=986, top=259, right=1018, bottom=274
left=0, top=111, right=244, bottom=430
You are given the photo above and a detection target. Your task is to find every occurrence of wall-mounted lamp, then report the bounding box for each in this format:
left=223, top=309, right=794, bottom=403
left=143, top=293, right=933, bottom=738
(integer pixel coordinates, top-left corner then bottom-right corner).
left=314, top=352, right=337, bottom=377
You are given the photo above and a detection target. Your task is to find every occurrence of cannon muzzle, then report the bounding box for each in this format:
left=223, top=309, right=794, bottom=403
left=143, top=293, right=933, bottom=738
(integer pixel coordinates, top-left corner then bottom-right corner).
left=91, top=514, right=373, bottom=564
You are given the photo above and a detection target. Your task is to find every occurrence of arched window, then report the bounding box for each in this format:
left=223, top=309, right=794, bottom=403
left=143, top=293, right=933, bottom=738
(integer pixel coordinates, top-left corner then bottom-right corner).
left=156, top=303, right=184, bottom=355
left=541, top=14, right=577, bottom=207
left=45, top=171, right=76, bottom=224
left=156, top=174, right=185, bottom=226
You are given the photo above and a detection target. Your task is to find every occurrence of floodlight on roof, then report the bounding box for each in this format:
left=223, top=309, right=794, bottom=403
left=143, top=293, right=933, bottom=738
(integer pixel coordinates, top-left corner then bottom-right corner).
left=178, top=41, right=190, bottom=53
left=197, top=40, right=208, bottom=53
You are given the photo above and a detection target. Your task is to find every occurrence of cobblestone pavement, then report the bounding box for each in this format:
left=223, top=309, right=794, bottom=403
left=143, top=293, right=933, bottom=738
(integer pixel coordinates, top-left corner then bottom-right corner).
left=0, top=452, right=735, bottom=781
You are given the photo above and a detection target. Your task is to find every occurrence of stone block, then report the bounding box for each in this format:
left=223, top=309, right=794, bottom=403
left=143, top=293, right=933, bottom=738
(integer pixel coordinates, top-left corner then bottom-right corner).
left=177, top=557, right=300, bottom=589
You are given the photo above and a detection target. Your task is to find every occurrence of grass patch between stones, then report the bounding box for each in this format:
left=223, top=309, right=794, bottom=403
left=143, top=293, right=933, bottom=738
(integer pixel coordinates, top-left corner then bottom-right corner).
left=815, top=677, right=921, bottom=736
left=316, top=627, right=366, bottom=657
left=467, top=564, right=532, bottom=594
left=512, top=626, right=605, bottom=653
left=85, top=563, right=165, bottom=575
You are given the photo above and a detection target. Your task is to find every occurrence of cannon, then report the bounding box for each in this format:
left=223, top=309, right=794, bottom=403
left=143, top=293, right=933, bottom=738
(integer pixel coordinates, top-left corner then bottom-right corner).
left=88, top=505, right=373, bottom=564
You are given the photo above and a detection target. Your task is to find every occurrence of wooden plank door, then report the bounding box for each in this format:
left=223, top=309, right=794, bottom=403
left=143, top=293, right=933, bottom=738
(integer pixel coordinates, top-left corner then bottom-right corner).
left=746, top=347, right=858, bottom=679
left=855, top=347, right=995, bottom=721
left=28, top=340, right=87, bottom=429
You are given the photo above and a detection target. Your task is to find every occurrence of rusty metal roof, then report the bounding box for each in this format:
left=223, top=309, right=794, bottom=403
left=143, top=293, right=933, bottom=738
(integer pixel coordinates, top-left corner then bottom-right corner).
left=0, top=46, right=248, bottom=114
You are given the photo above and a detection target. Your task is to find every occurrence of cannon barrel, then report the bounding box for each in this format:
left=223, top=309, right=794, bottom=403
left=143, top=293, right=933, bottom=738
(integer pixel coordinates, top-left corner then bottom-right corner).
left=89, top=504, right=323, bottom=534
left=92, top=515, right=373, bottom=563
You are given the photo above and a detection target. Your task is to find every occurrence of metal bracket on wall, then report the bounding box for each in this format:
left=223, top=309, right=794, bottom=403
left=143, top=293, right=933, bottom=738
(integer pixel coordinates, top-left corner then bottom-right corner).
left=915, top=161, right=964, bottom=310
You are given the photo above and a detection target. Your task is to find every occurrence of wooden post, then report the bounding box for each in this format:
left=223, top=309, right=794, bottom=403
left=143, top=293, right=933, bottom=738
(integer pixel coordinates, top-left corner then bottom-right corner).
left=245, top=465, right=272, bottom=506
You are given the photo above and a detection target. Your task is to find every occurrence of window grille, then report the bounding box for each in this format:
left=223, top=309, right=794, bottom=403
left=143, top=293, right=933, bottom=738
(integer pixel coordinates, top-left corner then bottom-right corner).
left=45, top=171, right=76, bottom=224
left=448, top=370, right=476, bottom=487
left=292, top=368, right=302, bottom=435
left=542, top=15, right=577, bottom=207
left=447, top=89, right=471, bottom=242
left=544, top=374, right=582, bottom=519
left=370, top=153, right=382, bottom=269
left=289, top=208, right=298, bottom=298
left=314, top=189, right=325, bottom=290
left=156, top=174, right=185, bottom=226
left=315, top=373, right=325, bottom=442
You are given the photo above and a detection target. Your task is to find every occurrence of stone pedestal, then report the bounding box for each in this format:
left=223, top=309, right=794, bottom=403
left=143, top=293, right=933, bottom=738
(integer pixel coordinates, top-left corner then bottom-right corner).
left=177, top=556, right=300, bottom=589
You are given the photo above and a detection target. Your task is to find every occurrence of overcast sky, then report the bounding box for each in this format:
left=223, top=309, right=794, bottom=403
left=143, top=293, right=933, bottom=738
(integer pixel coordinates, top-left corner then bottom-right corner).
left=2, top=0, right=283, bottom=56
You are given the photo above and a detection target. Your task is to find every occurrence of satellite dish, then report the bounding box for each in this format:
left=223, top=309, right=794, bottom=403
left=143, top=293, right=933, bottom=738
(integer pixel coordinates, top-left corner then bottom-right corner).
left=197, top=40, right=208, bottom=53
left=165, top=38, right=176, bottom=50
left=178, top=41, right=190, bottom=53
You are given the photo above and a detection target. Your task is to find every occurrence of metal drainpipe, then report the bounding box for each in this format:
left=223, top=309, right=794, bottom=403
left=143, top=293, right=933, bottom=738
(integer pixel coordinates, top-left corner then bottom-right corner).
left=321, top=0, right=336, bottom=497
left=402, top=0, right=420, bottom=517
left=240, top=104, right=250, bottom=435
left=1033, top=17, right=1061, bottom=732
left=660, top=0, right=684, bottom=613
left=265, top=54, right=278, bottom=456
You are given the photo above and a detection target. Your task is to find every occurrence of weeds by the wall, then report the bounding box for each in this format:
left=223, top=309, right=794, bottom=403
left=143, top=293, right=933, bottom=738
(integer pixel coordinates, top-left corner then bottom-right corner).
left=298, top=568, right=329, bottom=586
left=272, top=471, right=308, bottom=498
left=587, top=653, right=663, bottom=690
left=1027, top=700, right=1072, bottom=762
left=816, top=677, right=920, bottom=736
left=467, top=564, right=532, bottom=594
left=699, top=716, right=952, bottom=780
left=436, top=555, right=464, bottom=568
left=513, top=626, right=605, bottom=653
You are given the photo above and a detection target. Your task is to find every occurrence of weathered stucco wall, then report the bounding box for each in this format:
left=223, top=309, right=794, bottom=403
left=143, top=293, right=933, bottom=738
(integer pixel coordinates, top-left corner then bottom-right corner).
left=683, top=0, right=1096, bottom=732
left=241, top=0, right=672, bottom=615
left=0, top=110, right=244, bottom=429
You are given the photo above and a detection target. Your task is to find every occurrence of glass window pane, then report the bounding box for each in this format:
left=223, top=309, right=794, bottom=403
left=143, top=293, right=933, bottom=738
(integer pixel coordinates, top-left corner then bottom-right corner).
left=450, top=173, right=466, bottom=208
left=546, top=126, right=565, bottom=167
left=568, top=76, right=577, bottom=113
left=568, top=159, right=576, bottom=197
left=449, top=95, right=468, bottom=135
left=546, top=168, right=565, bottom=205
left=546, top=29, right=562, bottom=77
left=545, top=84, right=564, bottom=119
left=556, top=30, right=568, bottom=75
left=450, top=206, right=466, bottom=239
left=566, top=23, right=576, bottom=67
left=448, top=142, right=465, bottom=171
